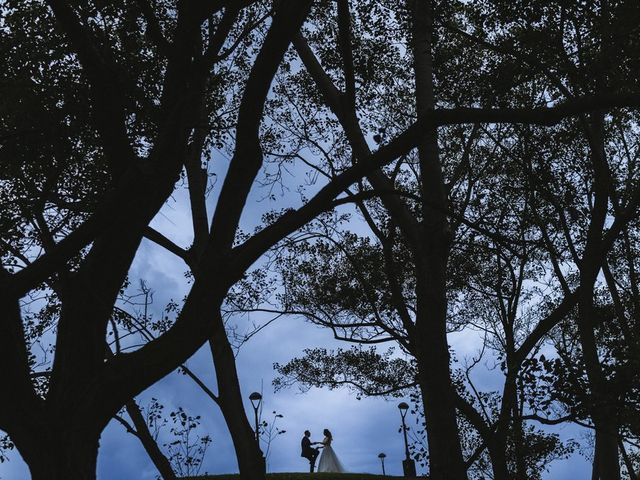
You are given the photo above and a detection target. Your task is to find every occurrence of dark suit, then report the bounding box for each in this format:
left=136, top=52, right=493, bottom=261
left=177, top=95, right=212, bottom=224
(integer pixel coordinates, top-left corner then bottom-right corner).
left=301, top=435, right=319, bottom=472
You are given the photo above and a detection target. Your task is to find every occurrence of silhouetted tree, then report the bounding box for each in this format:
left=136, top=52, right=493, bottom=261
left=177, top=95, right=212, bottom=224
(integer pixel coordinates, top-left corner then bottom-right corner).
left=228, top=2, right=640, bottom=479
left=0, top=2, right=366, bottom=479
left=3, top=1, right=640, bottom=480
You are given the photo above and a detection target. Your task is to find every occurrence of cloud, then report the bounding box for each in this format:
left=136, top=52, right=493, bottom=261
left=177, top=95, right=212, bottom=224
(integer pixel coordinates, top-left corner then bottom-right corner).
left=0, top=301, right=590, bottom=480
left=0, top=147, right=592, bottom=480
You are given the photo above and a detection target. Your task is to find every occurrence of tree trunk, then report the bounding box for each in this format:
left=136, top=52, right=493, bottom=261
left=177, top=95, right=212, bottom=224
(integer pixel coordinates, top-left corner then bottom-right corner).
left=577, top=113, right=620, bottom=480
left=415, top=251, right=467, bottom=480
left=486, top=440, right=510, bottom=480
left=578, top=287, right=621, bottom=480
left=577, top=299, right=620, bottom=480
left=488, top=409, right=514, bottom=479
left=592, top=445, right=600, bottom=480
left=495, top=369, right=528, bottom=480
left=409, top=0, right=467, bottom=477
left=19, top=428, right=100, bottom=480
left=210, top=312, right=265, bottom=480
left=511, top=404, right=528, bottom=480
left=455, top=393, right=509, bottom=480
left=416, top=348, right=466, bottom=480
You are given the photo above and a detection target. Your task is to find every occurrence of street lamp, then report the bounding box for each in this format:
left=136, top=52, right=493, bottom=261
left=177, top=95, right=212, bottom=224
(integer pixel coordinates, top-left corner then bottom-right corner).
left=249, top=391, right=262, bottom=446
left=398, top=402, right=416, bottom=477
left=378, top=453, right=387, bottom=476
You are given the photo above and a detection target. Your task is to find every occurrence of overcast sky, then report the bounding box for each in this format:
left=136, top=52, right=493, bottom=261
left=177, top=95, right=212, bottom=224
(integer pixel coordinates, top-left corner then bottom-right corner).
left=0, top=147, right=594, bottom=480
left=0, top=317, right=593, bottom=479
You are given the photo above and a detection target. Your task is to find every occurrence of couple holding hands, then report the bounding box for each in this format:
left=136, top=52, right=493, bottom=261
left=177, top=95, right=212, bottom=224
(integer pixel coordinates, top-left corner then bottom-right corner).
left=300, top=428, right=346, bottom=473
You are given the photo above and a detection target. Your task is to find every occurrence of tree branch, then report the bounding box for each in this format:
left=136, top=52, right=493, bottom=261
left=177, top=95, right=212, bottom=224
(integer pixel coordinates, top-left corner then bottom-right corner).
left=0, top=268, right=42, bottom=431
left=180, top=366, right=220, bottom=404
left=519, top=413, right=575, bottom=426
left=337, top=0, right=356, bottom=110
left=512, top=291, right=578, bottom=368
left=231, top=120, right=424, bottom=276
left=135, top=0, right=172, bottom=56
left=195, top=0, right=259, bottom=24
left=143, top=227, right=190, bottom=263
left=206, top=0, right=313, bottom=254
left=434, top=94, right=640, bottom=126
left=200, top=7, right=242, bottom=71
left=96, top=0, right=314, bottom=419
left=46, top=0, right=136, bottom=175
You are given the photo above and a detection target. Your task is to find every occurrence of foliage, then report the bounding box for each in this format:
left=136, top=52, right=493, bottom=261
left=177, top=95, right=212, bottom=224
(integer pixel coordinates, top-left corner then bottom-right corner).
left=0, top=435, right=13, bottom=464
left=3, top=0, right=640, bottom=478
left=274, top=347, right=415, bottom=399
left=163, top=407, right=212, bottom=478
left=259, top=410, right=287, bottom=465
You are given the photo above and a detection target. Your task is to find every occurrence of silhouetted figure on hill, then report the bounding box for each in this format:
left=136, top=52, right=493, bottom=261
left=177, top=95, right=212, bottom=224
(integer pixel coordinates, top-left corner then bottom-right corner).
left=301, top=430, right=320, bottom=472
left=317, top=428, right=346, bottom=473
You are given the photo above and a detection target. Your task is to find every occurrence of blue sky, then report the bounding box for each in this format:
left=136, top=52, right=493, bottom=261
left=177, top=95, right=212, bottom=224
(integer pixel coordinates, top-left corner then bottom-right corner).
left=0, top=313, right=593, bottom=479
left=0, top=142, right=594, bottom=480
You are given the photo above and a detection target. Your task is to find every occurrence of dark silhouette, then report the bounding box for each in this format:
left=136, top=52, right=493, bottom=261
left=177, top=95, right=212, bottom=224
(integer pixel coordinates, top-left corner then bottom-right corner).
left=316, top=428, right=346, bottom=473
left=3, top=0, right=640, bottom=479
left=300, top=430, right=320, bottom=473
left=0, top=2, right=314, bottom=479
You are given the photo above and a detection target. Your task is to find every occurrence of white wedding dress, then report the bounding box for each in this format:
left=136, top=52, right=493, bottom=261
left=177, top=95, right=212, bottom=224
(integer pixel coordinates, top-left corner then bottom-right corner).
left=317, top=436, right=346, bottom=473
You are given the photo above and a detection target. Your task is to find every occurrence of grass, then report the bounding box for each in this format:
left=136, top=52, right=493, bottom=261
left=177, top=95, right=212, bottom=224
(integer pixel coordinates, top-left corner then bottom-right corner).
left=188, top=474, right=411, bottom=480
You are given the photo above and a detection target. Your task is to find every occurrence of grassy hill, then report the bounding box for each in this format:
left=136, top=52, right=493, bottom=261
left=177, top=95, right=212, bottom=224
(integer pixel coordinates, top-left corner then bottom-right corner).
left=189, top=474, right=414, bottom=480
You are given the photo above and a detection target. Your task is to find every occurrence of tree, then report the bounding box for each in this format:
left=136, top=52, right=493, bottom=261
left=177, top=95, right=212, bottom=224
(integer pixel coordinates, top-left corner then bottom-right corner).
left=273, top=346, right=576, bottom=480
left=0, top=1, right=384, bottom=478
left=229, top=1, right=640, bottom=479
left=3, top=1, right=640, bottom=479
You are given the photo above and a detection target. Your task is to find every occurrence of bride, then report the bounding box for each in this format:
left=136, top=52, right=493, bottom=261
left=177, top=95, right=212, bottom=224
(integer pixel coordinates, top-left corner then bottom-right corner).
left=317, top=428, right=346, bottom=473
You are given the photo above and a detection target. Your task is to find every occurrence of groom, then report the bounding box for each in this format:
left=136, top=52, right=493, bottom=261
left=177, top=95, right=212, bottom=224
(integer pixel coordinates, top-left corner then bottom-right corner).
left=300, top=430, right=320, bottom=472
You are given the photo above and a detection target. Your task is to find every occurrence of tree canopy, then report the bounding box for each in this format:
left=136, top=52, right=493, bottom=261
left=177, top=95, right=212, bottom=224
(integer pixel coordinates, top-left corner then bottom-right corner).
left=2, top=1, right=640, bottom=480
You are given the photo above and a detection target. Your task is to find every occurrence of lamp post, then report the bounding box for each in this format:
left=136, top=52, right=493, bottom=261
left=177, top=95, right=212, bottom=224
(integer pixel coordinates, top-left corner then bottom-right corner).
left=398, top=402, right=416, bottom=477
left=249, top=391, right=262, bottom=446
left=378, top=453, right=387, bottom=476
left=248, top=392, right=266, bottom=474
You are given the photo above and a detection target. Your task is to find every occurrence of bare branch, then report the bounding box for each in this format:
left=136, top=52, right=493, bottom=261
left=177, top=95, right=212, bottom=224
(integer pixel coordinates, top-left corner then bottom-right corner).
left=143, top=227, right=190, bottom=263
